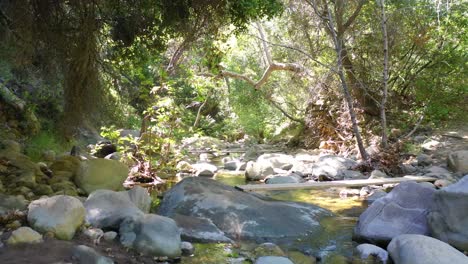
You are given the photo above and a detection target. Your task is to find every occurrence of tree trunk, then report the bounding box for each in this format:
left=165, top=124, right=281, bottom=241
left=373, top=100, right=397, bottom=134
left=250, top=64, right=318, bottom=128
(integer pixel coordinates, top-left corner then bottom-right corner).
left=380, top=0, right=389, bottom=148
left=324, top=2, right=369, bottom=161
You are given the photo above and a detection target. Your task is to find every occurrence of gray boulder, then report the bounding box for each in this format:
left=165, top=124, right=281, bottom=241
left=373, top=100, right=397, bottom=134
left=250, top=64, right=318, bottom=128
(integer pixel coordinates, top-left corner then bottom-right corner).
left=257, top=153, right=296, bottom=169
left=417, top=154, right=433, bottom=166
left=7, top=227, right=43, bottom=245
left=158, top=177, right=332, bottom=242
left=428, top=175, right=468, bottom=251
left=28, top=195, right=85, bottom=240
left=84, top=189, right=147, bottom=229
left=72, top=245, right=114, bottom=264
left=354, top=181, right=435, bottom=244
left=119, top=214, right=181, bottom=257
left=447, top=150, right=468, bottom=174
left=75, top=158, right=129, bottom=194
left=356, top=243, right=388, bottom=264
left=245, top=160, right=274, bottom=181
left=310, top=155, right=358, bottom=180
left=265, top=173, right=304, bottom=184
left=255, top=256, right=294, bottom=264
left=387, top=234, right=468, bottom=264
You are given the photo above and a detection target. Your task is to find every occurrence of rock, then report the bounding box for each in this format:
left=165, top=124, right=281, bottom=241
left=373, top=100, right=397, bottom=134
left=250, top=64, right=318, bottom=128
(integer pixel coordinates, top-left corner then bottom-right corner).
left=447, top=151, right=468, bottom=174
left=93, top=141, right=117, bottom=158
left=257, top=153, right=296, bottom=169
left=342, top=170, right=366, bottom=180
left=6, top=227, right=43, bottom=245
left=287, top=251, right=316, bottom=264
left=265, top=173, right=304, bottom=184
left=428, top=175, right=468, bottom=251
left=421, top=139, right=440, bottom=151
left=180, top=241, right=195, bottom=256
left=0, top=194, right=28, bottom=211
left=158, top=177, right=332, bottom=242
left=354, top=181, right=435, bottom=245
left=84, top=189, right=145, bottom=229
left=103, top=231, right=118, bottom=241
left=224, top=160, right=241, bottom=171
left=83, top=228, right=104, bottom=243
left=192, top=163, right=218, bottom=177
left=1, top=139, right=21, bottom=153
left=255, top=256, right=294, bottom=264
left=176, top=161, right=193, bottom=172
left=119, top=214, right=181, bottom=257
left=310, top=155, right=358, bottom=180
left=356, top=244, right=388, bottom=264
left=434, top=179, right=452, bottom=188
left=171, top=214, right=233, bottom=243
left=75, top=158, right=129, bottom=194
left=387, top=234, right=468, bottom=264
left=28, top=195, right=85, bottom=240
left=369, top=170, right=388, bottom=179
left=242, top=146, right=261, bottom=161
left=33, top=184, right=54, bottom=196
left=400, top=164, right=417, bottom=174
left=104, top=152, right=121, bottom=161
left=118, top=129, right=140, bottom=138
left=365, top=190, right=387, bottom=204
left=417, top=154, right=433, bottom=166
left=49, top=156, right=81, bottom=176
left=125, top=186, right=151, bottom=213
left=254, top=243, right=285, bottom=258
left=245, top=160, right=274, bottom=181
left=72, top=245, right=114, bottom=264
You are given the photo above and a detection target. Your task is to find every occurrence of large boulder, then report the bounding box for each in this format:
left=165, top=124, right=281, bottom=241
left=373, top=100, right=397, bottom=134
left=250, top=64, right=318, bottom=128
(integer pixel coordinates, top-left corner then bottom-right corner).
left=84, top=188, right=150, bottom=229
left=257, top=153, right=296, bottom=169
left=158, top=177, right=332, bottom=242
left=119, top=214, right=181, bottom=258
left=75, top=158, right=129, bottom=194
left=310, top=155, right=358, bottom=180
left=428, top=175, right=468, bottom=250
left=387, top=234, right=468, bottom=264
left=28, top=195, right=85, bottom=240
left=245, top=160, right=274, bottom=181
left=354, top=181, right=435, bottom=245
left=447, top=151, right=468, bottom=174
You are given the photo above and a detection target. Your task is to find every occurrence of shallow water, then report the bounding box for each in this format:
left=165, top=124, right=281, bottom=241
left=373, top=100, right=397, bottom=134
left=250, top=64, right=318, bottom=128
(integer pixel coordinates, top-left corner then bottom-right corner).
left=175, top=171, right=367, bottom=263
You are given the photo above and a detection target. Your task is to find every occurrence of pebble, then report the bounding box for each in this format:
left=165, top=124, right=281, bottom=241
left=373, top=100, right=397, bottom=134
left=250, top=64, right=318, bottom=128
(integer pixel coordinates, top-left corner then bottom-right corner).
left=103, top=231, right=118, bottom=241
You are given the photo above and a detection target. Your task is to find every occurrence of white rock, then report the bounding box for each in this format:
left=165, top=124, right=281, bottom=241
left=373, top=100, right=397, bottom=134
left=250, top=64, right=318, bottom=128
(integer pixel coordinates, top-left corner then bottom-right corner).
left=387, top=234, right=468, bottom=264
left=28, top=195, right=85, bottom=240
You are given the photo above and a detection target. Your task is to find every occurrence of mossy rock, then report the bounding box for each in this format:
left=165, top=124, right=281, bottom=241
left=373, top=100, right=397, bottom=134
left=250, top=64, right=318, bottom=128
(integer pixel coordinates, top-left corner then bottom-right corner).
left=75, top=158, right=129, bottom=194
left=288, top=251, right=316, bottom=264
left=51, top=181, right=77, bottom=192
left=49, top=156, right=81, bottom=175
left=0, top=179, right=4, bottom=192
left=54, top=189, right=79, bottom=197
left=48, top=175, right=73, bottom=185
left=33, top=184, right=54, bottom=196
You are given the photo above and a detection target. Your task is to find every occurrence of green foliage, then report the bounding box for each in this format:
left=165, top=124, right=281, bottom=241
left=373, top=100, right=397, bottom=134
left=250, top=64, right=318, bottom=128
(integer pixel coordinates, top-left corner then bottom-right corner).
left=25, top=131, right=74, bottom=162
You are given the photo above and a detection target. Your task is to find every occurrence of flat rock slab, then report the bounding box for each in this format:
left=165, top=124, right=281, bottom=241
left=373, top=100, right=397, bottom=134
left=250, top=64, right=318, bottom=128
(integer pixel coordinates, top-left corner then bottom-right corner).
left=158, top=177, right=332, bottom=242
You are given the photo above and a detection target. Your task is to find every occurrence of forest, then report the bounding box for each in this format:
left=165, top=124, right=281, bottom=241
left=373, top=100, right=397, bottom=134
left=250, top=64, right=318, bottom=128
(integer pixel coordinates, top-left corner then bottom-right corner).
left=0, top=0, right=467, bottom=263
